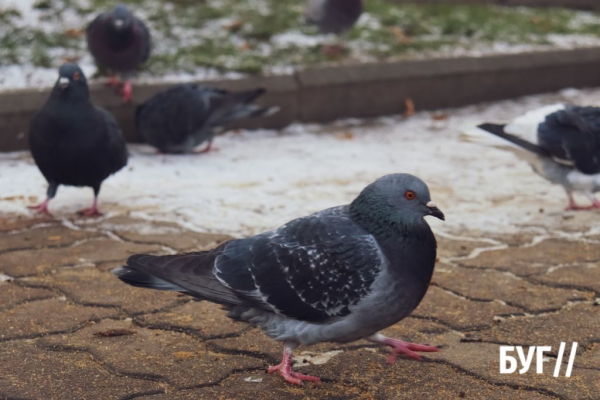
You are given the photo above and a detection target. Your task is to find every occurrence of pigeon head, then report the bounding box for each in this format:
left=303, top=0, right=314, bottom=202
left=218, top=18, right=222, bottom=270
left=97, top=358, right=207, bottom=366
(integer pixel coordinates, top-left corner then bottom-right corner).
left=109, top=4, right=134, bottom=32
left=53, top=63, right=89, bottom=100
left=350, top=174, right=444, bottom=235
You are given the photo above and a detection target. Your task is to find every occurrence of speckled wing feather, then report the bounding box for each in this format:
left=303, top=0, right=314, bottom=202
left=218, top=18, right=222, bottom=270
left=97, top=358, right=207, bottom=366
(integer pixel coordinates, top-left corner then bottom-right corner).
left=121, top=207, right=383, bottom=323
left=214, top=207, right=383, bottom=322
left=538, top=105, right=600, bottom=174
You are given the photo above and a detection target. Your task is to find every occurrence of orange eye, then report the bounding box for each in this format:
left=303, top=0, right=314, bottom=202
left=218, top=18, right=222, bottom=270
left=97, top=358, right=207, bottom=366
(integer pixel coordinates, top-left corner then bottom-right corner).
left=73, top=72, right=81, bottom=81
left=405, top=191, right=416, bottom=200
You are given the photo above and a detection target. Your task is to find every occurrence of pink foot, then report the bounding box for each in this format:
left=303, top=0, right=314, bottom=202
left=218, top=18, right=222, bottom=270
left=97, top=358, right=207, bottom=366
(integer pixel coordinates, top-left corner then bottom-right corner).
left=368, top=334, right=440, bottom=365
left=28, top=198, right=52, bottom=216
left=268, top=345, right=321, bottom=386
left=121, top=81, right=133, bottom=103
left=77, top=198, right=102, bottom=217
left=192, top=140, right=216, bottom=154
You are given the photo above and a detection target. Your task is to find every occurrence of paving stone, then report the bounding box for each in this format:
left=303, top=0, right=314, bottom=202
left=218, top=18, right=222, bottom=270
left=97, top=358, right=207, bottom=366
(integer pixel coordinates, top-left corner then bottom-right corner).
left=576, top=343, right=600, bottom=370
left=40, top=319, right=263, bottom=389
left=0, top=238, right=162, bottom=277
left=459, top=239, right=600, bottom=276
left=0, top=341, right=163, bottom=400
left=90, top=216, right=232, bottom=251
left=140, top=371, right=369, bottom=400
left=436, top=236, right=495, bottom=259
left=0, top=299, right=117, bottom=341
left=412, top=286, right=521, bottom=331
left=433, top=264, right=591, bottom=312
left=431, top=332, right=600, bottom=400
left=0, top=225, right=103, bottom=253
left=136, top=301, right=247, bottom=338
left=0, top=281, right=55, bottom=310
left=23, top=267, right=182, bottom=315
left=0, top=215, right=56, bottom=232
left=480, top=303, right=600, bottom=349
left=532, top=264, right=600, bottom=294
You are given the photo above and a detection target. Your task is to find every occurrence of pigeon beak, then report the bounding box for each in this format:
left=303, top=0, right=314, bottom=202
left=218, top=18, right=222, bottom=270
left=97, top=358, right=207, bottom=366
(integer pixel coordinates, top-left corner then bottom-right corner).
left=114, top=19, right=124, bottom=29
left=426, top=201, right=445, bottom=221
left=58, top=77, right=69, bottom=90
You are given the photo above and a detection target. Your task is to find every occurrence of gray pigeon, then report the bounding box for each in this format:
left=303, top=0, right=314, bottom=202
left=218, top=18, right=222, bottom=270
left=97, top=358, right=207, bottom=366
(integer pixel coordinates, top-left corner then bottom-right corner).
left=474, top=104, right=600, bottom=210
left=87, top=4, right=151, bottom=102
left=113, top=174, right=444, bottom=385
left=28, top=63, right=128, bottom=216
left=136, top=84, right=278, bottom=154
left=305, top=0, right=363, bottom=54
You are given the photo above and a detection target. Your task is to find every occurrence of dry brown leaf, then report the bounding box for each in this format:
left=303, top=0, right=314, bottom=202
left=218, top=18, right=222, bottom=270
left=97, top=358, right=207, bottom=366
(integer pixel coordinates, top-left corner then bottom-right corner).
left=335, top=131, right=355, bottom=141
left=404, top=98, right=415, bottom=118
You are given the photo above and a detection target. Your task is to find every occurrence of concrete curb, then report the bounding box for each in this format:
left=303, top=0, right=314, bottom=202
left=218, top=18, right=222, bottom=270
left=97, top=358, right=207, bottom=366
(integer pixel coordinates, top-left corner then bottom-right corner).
left=2, top=47, right=600, bottom=152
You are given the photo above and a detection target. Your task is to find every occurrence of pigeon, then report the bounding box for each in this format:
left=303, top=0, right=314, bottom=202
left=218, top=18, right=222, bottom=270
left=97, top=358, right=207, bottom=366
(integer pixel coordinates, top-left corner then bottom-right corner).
left=305, top=0, right=363, bottom=55
left=466, top=104, right=600, bottom=210
left=28, top=63, right=128, bottom=217
left=87, top=4, right=151, bottom=102
left=112, top=173, right=444, bottom=385
left=136, top=84, right=279, bottom=154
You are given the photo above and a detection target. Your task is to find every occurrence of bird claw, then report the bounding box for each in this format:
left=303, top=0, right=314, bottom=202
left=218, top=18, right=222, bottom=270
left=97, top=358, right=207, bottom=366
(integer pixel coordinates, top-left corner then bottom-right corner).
left=267, top=363, right=320, bottom=386
left=27, top=203, right=52, bottom=217
left=384, top=339, right=440, bottom=365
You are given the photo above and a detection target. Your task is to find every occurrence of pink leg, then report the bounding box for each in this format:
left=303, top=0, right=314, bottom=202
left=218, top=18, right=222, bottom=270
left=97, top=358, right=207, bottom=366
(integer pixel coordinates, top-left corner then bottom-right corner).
left=121, top=80, right=133, bottom=103
left=368, top=333, right=440, bottom=365
left=565, top=192, right=592, bottom=211
left=267, top=344, right=320, bottom=386
left=77, top=197, right=102, bottom=217
left=585, top=193, right=600, bottom=209
left=28, top=198, right=52, bottom=216
left=192, top=139, right=215, bottom=154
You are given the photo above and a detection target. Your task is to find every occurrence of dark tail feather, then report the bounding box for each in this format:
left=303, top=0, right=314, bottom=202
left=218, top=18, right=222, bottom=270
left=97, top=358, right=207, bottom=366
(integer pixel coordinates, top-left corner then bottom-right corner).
left=207, top=88, right=279, bottom=127
left=112, top=265, right=187, bottom=293
left=477, top=123, right=550, bottom=157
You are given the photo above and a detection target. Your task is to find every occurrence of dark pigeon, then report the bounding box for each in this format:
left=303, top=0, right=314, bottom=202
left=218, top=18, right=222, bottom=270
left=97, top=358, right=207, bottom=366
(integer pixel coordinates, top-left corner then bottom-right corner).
left=477, top=104, right=600, bottom=210
left=136, top=84, right=278, bottom=154
left=28, top=63, right=128, bottom=217
left=306, top=0, right=363, bottom=35
left=87, top=4, right=151, bottom=102
left=113, top=174, right=444, bottom=385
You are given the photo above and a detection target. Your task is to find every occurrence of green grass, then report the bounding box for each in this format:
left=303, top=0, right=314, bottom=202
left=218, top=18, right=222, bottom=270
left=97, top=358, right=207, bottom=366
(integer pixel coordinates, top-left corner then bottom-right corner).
left=1, top=0, right=600, bottom=76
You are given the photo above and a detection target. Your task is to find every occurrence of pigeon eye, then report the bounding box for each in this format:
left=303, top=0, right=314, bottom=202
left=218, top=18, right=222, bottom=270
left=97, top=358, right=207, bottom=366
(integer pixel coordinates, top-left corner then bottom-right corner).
left=405, top=191, right=416, bottom=200
left=73, top=72, right=81, bottom=81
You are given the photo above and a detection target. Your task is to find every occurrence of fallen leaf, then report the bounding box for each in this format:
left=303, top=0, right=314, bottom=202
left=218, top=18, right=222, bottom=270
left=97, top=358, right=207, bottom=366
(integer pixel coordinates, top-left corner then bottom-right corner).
left=404, top=98, right=415, bottom=118
left=432, top=113, right=448, bottom=121
left=389, top=27, right=412, bottom=44
left=225, top=20, right=244, bottom=32
left=64, top=28, right=83, bottom=38
left=335, top=131, right=355, bottom=140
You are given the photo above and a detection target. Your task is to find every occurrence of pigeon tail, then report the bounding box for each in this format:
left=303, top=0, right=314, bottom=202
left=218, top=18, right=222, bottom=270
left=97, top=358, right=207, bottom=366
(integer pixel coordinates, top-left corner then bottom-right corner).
left=112, top=265, right=186, bottom=292
left=476, top=123, right=550, bottom=157
left=206, top=88, right=277, bottom=128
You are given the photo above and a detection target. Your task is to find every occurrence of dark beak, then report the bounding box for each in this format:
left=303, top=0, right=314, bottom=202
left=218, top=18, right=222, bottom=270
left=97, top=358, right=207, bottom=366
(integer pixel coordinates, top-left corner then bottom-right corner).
left=426, top=201, right=445, bottom=221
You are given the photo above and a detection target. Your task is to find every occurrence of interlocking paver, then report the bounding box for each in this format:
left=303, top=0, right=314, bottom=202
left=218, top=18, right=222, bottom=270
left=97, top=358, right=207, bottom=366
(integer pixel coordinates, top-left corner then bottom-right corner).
left=23, top=267, right=182, bottom=314
left=459, top=239, right=600, bottom=276
left=0, top=281, right=55, bottom=310
left=40, top=319, right=264, bottom=388
left=136, top=301, right=247, bottom=338
left=0, top=298, right=118, bottom=341
left=412, top=286, right=522, bottom=330
left=0, top=341, right=163, bottom=400
left=0, top=238, right=162, bottom=277
left=0, top=225, right=102, bottom=253
left=434, top=264, right=592, bottom=312
left=532, top=264, right=600, bottom=294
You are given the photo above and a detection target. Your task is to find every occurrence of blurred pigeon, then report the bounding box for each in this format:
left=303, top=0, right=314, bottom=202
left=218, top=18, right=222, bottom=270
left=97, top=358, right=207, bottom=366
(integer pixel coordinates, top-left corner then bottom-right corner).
left=113, top=174, right=444, bottom=385
left=136, top=84, right=278, bottom=154
left=87, top=4, right=151, bottom=102
left=305, top=0, right=363, bottom=55
left=28, top=63, right=128, bottom=216
left=465, top=104, right=600, bottom=210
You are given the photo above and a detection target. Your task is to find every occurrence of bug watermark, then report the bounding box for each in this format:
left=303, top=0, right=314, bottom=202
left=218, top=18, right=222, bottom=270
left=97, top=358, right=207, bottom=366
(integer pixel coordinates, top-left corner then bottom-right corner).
left=499, top=343, right=578, bottom=377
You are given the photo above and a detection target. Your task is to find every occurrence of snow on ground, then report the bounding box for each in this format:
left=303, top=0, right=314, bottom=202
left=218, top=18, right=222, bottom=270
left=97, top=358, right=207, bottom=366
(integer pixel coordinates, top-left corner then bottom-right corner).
left=1, top=88, right=600, bottom=237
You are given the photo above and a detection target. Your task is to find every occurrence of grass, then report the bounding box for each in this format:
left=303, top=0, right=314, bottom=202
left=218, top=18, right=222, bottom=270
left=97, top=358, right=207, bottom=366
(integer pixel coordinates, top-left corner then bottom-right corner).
left=1, top=0, right=600, bottom=76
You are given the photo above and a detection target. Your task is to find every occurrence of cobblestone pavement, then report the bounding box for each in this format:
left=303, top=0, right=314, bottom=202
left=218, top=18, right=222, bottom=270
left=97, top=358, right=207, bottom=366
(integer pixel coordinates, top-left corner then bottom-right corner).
left=0, top=212, right=599, bottom=400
